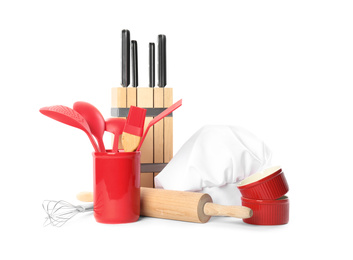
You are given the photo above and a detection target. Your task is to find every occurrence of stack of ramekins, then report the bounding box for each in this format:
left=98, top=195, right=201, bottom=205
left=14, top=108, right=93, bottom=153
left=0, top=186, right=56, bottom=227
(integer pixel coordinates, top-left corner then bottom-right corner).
left=237, top=166, right=289, bottom=225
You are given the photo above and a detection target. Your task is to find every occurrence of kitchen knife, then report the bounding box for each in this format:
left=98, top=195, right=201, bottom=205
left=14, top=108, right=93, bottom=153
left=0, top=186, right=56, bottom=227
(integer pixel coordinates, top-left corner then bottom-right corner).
left=131, top=40, right=138, bottom=88
left=121, top=29, right=130, bottom=87
left=158, top=34, right=166, bottom=88
left=149, top=43, right=155, bottom=88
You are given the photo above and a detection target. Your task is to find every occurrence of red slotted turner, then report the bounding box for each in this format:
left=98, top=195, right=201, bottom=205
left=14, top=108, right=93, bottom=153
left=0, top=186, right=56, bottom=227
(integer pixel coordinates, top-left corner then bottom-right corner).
left=39, top=105, right=99, bottom=152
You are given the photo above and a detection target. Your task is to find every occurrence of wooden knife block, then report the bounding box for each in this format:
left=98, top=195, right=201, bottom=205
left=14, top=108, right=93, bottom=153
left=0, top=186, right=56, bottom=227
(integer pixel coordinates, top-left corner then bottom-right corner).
left=111, top=87, right=173, bottom=188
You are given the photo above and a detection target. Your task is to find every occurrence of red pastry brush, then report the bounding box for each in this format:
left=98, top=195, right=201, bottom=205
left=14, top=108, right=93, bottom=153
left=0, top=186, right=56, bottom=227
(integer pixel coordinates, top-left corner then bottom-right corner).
left=122, top=106, right=147, bottom=152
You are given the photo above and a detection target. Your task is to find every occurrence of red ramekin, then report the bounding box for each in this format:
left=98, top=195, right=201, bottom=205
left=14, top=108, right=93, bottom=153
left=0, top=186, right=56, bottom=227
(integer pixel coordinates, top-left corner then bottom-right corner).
left=241, top=196, right=289, bottom=225
left=237, top=166, right=289, bottom=200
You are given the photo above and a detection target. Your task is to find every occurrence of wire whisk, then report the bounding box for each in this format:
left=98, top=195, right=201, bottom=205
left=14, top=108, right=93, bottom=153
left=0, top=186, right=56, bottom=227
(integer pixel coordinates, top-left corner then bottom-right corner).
left=42, top=200, right=94, bottom=227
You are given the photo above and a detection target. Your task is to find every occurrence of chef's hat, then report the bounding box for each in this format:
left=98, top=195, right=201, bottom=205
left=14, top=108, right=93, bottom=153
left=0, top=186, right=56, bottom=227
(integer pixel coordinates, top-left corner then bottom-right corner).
left=154, top=125, right=272, bottom=205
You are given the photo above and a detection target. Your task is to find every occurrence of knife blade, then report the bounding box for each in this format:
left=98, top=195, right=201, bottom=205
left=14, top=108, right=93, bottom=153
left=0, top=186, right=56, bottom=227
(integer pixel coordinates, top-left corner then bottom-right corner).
left=131, top=40, right=138, bottom=88
left=158, top=34, right=166, bottom=88
left=149, top=43, right=155, bottom=88
left=121, top=29, right=130, bottom=87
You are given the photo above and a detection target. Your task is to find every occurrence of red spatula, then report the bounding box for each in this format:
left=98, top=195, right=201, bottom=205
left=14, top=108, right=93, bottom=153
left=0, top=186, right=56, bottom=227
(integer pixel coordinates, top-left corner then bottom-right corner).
left=105, top=117, right=127, bottom=152
left=136, top=99, right=182, bottom=151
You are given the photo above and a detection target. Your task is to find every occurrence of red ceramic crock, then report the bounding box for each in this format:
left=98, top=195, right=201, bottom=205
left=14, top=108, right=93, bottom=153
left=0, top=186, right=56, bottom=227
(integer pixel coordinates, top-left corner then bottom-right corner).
left=241, top=196, right=289, bottom=225
left=93, top=150, right=140, bottom=224
left=237, top=166, right=289, bottom=200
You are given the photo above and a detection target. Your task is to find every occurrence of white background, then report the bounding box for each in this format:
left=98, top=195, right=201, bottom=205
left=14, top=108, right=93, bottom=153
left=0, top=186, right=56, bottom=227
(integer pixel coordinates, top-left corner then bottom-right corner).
left=1, top=0, right=352, bottom=259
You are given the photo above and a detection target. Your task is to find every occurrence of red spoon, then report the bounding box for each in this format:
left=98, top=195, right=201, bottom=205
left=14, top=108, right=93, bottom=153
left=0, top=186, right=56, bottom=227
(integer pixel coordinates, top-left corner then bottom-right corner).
left=39, top=105, right=99, bottom=152
left=136, top=99, right=182, bottom=151
left=73, top=101, right=106, bottom=152
left=105, top=118, right=126, bottom=152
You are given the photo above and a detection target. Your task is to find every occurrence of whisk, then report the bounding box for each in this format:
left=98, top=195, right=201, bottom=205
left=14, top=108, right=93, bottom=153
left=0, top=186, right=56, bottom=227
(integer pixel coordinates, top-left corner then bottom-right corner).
left=42, top=200, right=93, bottom=227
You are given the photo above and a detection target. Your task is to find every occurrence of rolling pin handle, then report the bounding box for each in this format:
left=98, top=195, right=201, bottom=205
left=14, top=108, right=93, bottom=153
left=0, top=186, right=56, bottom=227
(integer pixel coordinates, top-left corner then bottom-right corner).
left=203, top=203, right=253, bottom=219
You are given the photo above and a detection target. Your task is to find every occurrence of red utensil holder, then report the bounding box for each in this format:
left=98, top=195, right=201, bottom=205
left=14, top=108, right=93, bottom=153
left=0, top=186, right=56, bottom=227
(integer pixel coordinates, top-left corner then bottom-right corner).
left=93, top=150, right=140, bottom=224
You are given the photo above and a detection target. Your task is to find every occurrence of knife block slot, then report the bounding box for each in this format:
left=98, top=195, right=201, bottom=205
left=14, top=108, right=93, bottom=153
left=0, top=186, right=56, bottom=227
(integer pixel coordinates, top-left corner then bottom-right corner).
left=111, top=87, right=173, bottom=188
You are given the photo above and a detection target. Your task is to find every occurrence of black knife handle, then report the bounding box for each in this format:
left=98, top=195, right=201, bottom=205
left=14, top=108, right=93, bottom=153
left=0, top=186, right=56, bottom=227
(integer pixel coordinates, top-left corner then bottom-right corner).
left=158, top=34, right=166, bottom=88
left=149, top=43, right=155, bottom=88
left=121, top=30, right=130, bottom=87
left=131, top=40, right=138, bottom=88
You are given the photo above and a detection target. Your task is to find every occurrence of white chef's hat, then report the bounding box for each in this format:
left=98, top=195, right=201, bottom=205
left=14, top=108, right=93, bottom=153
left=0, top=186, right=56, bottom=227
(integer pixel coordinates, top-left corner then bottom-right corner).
left=154, top=125, right=272, bottom=205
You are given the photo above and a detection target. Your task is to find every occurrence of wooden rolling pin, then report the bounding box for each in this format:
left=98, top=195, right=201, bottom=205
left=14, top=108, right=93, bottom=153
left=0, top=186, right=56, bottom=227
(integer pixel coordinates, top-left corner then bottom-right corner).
left=140, top=187, right=252, bottom=223
left=77, top=188, right=252, bottom=223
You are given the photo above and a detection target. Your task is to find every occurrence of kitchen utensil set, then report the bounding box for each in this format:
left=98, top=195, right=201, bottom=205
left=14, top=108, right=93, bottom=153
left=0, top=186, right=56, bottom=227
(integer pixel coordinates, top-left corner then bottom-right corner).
left=41, top=29, right=290, bottom=227
left=40, top=100, right=182, bottom=153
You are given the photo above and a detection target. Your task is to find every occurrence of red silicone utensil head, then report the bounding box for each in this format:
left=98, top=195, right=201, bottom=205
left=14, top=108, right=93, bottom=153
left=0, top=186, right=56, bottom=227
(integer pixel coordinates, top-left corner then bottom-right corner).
left=105, top=117, right=127, bottom=152
left=73, top=101, right=106, bottom=152
left=40, top=105, right=90, bottom=129
left=123, top=106, right=147, bottom=137
left=136, top=99, right=182, bottom=151
left=39, top=105, right=99, bottom=152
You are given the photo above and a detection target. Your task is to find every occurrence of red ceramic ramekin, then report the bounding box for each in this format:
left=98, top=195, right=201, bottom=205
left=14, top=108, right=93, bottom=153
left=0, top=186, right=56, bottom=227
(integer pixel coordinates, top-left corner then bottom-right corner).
left=237, top=166, right=289, bottom=200
left=241, top=196, right=289, bottom=225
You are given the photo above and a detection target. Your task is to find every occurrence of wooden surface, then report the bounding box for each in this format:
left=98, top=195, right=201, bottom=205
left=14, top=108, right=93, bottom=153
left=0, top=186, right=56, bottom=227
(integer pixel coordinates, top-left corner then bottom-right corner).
left=127, top=88, right=137, bottom=107
left=140, top=173, right=154, bottom=188
left=137, top=88, right=154, bottom=187
left=111, top=87, right=126, bottom=108
left=153, top=88, right=164, bottom=184
left=163, top=88, right=173, bottom=163
left=153, top=88, right=164, bottom=164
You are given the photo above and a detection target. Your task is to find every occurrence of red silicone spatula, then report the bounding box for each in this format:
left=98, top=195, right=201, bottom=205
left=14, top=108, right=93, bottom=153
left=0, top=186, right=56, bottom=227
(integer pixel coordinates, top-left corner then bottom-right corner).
left=39, top=105, right=99, bottom=152
left=122, top=106, right=147, bottom=152
left=136, top=99, right=182, bottom=151
left=105, top=117, right=127, bottom=152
